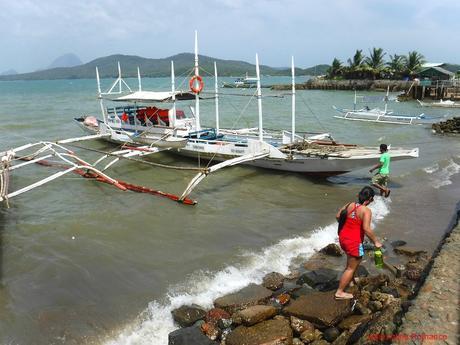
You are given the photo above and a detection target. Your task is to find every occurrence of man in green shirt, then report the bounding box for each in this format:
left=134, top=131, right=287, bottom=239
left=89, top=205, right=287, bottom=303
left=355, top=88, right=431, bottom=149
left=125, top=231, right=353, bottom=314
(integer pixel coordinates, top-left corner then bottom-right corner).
left=369, top=144, right=391, bottom=197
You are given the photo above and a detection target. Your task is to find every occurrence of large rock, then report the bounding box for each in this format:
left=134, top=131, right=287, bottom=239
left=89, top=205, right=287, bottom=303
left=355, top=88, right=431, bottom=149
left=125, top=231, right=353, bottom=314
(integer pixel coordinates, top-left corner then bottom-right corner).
left=393, top=246, right=427, bottom=256
left=171, top=305, right=206, bottom=327
left=296, top=269, right=339, bottom=291
left=283, top=291, right=352, bottom=328
left=226, top=318, right=293, bottom=345
left=234, top=305, right=278, bottom=326
left=214, top=284, right=273, bottom=314
left=338, top=315, right=371, bottom=330
left=168, top=325, right=218, bottom=345
left=319, top=243, right=343, bottom=257
left=290, top=316, right=315, bottom=334
left=290, top=285, right=315, bottom=299
left=262, top=272, right=285, bottom=291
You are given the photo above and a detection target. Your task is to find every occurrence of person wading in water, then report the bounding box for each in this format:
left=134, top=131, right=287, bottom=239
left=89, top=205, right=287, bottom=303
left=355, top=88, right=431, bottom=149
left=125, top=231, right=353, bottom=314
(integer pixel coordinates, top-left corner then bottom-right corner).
left=335, top=186, right=382, bottom=300
left=370, top=143, right=391, bottom=198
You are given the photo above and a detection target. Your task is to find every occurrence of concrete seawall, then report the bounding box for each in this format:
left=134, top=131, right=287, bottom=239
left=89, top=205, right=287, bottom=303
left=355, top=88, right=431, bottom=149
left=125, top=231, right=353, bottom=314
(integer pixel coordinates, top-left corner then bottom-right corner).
left=395, top=210, right=460, bottom=345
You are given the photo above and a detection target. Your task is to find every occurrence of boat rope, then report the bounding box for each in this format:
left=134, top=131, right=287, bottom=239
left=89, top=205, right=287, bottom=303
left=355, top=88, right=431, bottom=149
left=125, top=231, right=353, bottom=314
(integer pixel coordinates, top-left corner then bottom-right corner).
left=297, top=92, right=330, bottom=134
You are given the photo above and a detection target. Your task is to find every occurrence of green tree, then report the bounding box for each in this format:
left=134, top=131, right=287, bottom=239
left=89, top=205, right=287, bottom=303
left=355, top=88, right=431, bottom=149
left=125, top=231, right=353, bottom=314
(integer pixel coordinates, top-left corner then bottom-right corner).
left=365, top=47, right=386, bottom=79
left=403, top=51, right=425, bottom=77
left=328, top=58, right=343, bottom=78
left=347, top=49, right=365, bottom=68
left=346, top=49, right=366, bottom=79
left=387, top=54, right=405, bottom=79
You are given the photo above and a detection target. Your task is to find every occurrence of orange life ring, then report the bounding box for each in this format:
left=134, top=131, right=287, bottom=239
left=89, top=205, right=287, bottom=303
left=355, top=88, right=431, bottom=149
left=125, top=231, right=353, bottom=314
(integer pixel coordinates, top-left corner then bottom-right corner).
left=189, top=75, right=204, bottom=94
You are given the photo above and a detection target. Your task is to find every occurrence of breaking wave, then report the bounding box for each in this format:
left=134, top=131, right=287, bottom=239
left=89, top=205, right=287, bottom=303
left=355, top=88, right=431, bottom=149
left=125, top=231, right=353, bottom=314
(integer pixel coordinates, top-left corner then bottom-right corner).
left=424, top=159, right=460, bottom=189
left=106, top=197, right=390, bottom=345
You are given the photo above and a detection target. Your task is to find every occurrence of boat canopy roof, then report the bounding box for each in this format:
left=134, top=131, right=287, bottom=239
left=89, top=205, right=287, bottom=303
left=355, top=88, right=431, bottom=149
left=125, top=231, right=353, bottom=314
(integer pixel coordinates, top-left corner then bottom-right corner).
left=112, top=91, right=197, bottom=103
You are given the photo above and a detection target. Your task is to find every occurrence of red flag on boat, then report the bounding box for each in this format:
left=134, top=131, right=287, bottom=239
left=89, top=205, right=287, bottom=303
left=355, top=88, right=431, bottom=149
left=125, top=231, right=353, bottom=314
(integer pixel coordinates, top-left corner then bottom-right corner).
left=121, top=112, right=128, bottom=122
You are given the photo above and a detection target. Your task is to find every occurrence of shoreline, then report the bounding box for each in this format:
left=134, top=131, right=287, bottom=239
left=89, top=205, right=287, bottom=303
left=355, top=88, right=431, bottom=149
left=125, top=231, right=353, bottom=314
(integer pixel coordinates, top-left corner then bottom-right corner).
left=167, top=205, right=460, bottom=345
left=271, top=79, right=413, bottom=92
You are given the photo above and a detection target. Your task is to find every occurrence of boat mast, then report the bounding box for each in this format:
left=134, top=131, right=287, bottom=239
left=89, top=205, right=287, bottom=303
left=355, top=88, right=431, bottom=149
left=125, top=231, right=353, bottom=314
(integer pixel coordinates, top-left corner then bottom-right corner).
left=96, top=67, right=107, bottom=123
left=171, top=61, right=176, bottom=127
left=291, top=56, right=296, bottom=143
left=137, top=67, right=142, bottom=91
left=214, top=62, right=219, bottom=135
left=256, top=54, right=263, bottom=142
left=118, top=62, right=122, bottom=93
left=194, top=30, right=201, bottom=133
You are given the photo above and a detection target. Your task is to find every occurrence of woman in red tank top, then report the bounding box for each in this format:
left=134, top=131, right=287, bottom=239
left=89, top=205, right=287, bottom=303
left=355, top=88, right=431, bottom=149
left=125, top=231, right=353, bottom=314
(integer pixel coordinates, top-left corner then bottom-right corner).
left=335, top=186, right=382, bottom=300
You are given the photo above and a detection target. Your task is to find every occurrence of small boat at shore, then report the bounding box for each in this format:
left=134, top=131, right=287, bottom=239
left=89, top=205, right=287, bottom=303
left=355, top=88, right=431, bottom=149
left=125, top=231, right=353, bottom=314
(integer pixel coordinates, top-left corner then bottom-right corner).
left=417, top=99, right=460, bottom=108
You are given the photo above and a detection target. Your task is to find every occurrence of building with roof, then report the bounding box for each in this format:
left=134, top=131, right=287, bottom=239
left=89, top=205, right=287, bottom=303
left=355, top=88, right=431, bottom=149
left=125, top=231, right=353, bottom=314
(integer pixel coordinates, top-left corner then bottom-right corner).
left=418, top=66, right=455, bottom=81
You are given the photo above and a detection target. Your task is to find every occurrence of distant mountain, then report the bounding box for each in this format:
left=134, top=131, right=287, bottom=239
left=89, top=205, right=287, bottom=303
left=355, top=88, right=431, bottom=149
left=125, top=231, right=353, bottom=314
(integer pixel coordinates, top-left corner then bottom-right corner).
left=0, top=53, right=329, bottom=81
left=48, top=53, right=82, bottom=69
left=303, top=64, right=330, bottom=76
left=443, top=64, right=460, bottom=73
left=0, top=69, right=18, bottom=76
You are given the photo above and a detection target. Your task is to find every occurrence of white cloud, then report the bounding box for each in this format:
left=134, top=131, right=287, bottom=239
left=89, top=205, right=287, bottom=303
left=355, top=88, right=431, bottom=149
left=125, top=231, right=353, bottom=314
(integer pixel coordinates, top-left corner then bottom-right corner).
left=0, top=0, right=459, bottom=72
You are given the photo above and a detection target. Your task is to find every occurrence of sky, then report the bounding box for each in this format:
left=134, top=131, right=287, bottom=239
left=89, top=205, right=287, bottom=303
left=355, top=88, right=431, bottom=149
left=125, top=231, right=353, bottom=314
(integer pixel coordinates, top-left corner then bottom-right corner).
left=1, top=0, right=459, bottom=73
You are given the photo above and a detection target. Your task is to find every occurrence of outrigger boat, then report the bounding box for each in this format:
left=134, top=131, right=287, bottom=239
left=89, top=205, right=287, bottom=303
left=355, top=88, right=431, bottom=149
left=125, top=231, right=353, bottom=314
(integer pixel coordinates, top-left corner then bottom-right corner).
left=165, top=35, right=420, bottom=200
left=70, top=32, right=419, bottom=202
left=417, top=99, right=460, bottom=108
left=333, top=88, right=434, bottom=125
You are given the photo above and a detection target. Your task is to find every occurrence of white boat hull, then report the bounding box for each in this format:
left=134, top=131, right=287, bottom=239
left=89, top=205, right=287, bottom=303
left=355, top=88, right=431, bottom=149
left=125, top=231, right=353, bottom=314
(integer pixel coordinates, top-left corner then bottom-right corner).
left=174, top=139, right=419, bottom=175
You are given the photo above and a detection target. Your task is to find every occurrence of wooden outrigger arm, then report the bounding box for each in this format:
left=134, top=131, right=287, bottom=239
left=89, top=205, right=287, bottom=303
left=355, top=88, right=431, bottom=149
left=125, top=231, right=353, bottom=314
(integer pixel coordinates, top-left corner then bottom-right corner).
left=179, top=151, right=269, bottom=201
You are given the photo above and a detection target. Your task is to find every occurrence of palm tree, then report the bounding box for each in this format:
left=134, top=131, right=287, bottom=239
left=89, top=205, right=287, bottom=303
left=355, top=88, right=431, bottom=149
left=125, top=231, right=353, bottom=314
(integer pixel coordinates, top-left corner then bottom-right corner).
left=347, top=49, right=366, bottom=79
left=387, top=54, right=405, bottom=79
left=347, top=49, right=365, bottom=68
left=365, top=47, right=386, bottom=79
left=403, top=51, right=425, bottom=77
left=328, top=58, right=343, bottom=78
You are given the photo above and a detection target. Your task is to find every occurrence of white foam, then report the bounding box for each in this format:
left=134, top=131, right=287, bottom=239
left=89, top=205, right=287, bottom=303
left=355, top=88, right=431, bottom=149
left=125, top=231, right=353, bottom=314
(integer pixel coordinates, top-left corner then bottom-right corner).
left=106, top=197, right=390, bottom=345
left=427, top=159, right=460, bottom=189
left=423, top=163, right=439, bottom=174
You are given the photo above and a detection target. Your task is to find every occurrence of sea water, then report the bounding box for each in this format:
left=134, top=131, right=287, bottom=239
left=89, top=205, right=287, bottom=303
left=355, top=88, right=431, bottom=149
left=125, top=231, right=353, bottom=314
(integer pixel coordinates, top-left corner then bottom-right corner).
left=0, top=77, right=459, bottom=344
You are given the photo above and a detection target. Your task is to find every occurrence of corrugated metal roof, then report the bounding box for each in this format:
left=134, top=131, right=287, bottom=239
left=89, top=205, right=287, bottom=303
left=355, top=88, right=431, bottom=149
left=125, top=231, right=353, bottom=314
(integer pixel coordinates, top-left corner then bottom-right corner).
left=422, top=63, right=444, bottom=68
left=420, top=66, right=454, bottom=76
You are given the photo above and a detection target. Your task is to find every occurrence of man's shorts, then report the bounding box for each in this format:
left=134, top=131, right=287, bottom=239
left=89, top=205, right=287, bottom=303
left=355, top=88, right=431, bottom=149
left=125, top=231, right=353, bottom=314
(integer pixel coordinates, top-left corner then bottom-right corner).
left=372, top=173, right=389, bottom=187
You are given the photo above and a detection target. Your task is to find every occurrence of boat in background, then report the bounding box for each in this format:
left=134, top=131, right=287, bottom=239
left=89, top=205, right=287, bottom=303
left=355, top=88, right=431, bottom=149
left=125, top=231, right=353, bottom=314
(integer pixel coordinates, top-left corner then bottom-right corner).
left=222, top=72, right=270, bottom=88
left=417, top=99, right=460, bottom=108
left=333, top=88, right=436, bottom=125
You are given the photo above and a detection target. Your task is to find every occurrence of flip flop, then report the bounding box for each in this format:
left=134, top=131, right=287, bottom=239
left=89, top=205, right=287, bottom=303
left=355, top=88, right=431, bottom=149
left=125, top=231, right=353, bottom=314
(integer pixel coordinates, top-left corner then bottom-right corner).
left=334, top=294, right=354, bottom=300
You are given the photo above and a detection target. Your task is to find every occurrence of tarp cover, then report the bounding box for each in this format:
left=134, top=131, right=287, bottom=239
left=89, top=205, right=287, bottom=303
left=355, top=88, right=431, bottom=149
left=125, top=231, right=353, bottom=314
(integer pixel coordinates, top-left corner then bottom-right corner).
left=113, top=91, right=196, bottom=102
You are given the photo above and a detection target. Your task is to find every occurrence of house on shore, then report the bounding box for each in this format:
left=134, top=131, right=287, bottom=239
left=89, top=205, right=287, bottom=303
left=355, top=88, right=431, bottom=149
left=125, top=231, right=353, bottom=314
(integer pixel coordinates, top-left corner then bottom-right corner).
left=412, top=63, right=460, bottom=100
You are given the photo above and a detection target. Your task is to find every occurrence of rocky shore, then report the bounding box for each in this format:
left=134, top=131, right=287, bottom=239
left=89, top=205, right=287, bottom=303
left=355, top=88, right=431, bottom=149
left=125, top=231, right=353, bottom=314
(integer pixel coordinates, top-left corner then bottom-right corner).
left=432, top=117, right=460, bottom=135
left=271, top=79, right=413, bottom=92
left=167, top=209, right=460, bottom=345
